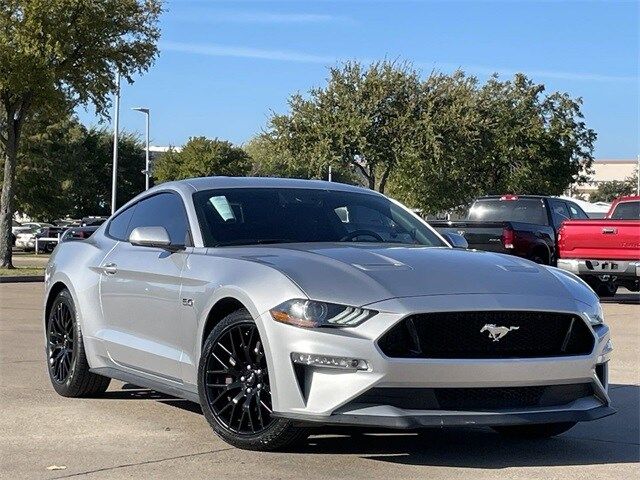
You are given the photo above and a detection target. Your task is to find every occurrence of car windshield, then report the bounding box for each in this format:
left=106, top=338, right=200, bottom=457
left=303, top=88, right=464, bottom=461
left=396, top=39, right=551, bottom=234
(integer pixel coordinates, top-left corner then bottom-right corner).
left=610, top=201, right=639, bottom=220
left=467, top=198, right=549, bottom=225
left=193, top=187, right=446, bottom=248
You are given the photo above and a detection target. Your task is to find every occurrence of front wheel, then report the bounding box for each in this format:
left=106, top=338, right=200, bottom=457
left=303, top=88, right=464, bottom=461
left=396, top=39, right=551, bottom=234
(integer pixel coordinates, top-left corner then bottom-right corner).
left=198, top=310, right=308, bottom=451
left=46, top=289, right=110, bottom=397
left=492, top=422, right=576, bottom=439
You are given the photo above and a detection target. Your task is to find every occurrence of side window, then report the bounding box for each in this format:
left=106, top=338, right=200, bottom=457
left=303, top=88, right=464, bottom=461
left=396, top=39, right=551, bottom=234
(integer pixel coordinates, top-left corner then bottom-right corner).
left=128, top=193, right=190, bottom=245
left=107, top=205, right=136, bottom=240
left=548, top=200, right=570, bottom=227
left=567, top=202, right=589, bottom=219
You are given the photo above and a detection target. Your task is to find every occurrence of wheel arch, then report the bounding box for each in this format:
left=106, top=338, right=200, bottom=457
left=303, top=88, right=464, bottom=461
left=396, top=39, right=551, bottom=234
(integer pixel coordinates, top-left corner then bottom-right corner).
left=201, top=296, right=250, bottom=349
left=44, top=281, right=71, bottom=326
left=531, top=243, right=552, bottom=265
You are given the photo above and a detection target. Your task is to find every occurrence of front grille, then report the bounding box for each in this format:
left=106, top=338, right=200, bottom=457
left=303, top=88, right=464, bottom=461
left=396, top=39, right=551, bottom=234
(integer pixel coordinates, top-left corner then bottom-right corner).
left=378, top=311, right=594, bottom=359
left=343, top=384, right=593, bottom=411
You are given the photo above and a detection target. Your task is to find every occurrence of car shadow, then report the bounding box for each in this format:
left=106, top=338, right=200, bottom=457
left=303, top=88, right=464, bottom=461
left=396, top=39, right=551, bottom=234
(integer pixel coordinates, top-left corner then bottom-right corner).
left=601, top=292, right=639, bottom=305
left=600, top=287, right=639, bottom=305
left=109, top=382, right=638, bottom=467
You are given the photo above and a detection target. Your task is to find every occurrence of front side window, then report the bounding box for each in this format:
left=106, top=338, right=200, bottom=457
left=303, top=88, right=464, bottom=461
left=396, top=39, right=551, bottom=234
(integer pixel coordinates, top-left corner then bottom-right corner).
left=610, top=201, right=640, bottom=220
left=127, top=192, right=190, bottom=245
left=193, top=188, right=446, bottom=248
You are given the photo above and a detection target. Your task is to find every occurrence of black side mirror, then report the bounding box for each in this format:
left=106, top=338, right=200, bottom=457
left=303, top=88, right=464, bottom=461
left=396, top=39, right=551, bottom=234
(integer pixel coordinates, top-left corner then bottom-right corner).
left=443, top=232, right=469, bottom=249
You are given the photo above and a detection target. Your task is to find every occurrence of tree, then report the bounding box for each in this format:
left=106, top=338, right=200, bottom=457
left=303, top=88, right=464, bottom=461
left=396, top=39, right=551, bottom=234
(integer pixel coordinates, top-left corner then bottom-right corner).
left=0, top=0, right=161, bottom=267
left=14, top=116, right=146, bottom=220
left=589, top=175, right=638, bottom=203
left=267, top=61, right=423, bottom=193
left=153, top=137, right=252, bottom=183
left=393, top=73, right=596, bottom=213
left=266, top=63, right=594, bottom=213
left=245, top=134, right=357, bottom=184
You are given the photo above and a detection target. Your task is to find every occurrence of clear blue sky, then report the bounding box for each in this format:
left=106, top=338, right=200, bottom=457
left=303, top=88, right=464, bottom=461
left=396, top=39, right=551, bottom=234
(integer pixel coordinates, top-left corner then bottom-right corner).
left=78, top=0, right=639, bottom=159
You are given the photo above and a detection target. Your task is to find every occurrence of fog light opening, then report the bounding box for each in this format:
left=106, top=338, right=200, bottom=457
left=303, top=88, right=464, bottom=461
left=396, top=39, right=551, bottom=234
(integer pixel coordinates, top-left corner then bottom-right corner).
left=291, top=352, right=369, bottom=371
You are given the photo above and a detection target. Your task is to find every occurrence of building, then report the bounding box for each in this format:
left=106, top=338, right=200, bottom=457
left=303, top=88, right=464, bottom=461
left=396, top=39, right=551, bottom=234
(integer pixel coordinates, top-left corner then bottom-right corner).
left=573, top=159, right=638, bottom=199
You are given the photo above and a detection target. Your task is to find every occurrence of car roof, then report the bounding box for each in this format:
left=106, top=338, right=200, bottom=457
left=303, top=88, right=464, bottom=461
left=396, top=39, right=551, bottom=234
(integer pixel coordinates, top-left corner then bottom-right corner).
left=613, top=195, right=640, bottom=202
left=152, top=176, right=382, bottom=197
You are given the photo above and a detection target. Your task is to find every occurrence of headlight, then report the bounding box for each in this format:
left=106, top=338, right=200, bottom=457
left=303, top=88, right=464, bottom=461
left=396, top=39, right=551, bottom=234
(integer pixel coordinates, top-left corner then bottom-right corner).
left=270, top=299, right=376, bottom=328
left=584, top=302, right=605, bottom=326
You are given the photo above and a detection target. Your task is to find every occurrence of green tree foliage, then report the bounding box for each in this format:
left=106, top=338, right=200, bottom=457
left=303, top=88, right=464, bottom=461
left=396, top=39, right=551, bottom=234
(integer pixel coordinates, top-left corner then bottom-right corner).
left=589, top=172, right=638, bottom=203
left=0, top=0, right=162, bottom=267
left=245, top=134, right=356, bottom=184
left=153, top=136, right=252, bottom=183
left=395, top=73, right=596, bottom=212
left=267, top=61, right=423, bottom=192
left=15, top=116, right=145, bottom=220
left=267, top=62, right=596, bottom=214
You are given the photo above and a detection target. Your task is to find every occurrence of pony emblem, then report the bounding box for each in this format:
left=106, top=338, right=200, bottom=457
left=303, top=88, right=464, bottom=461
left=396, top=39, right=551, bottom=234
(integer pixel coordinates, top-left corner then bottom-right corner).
left=480, top=324, right=519, bottom=342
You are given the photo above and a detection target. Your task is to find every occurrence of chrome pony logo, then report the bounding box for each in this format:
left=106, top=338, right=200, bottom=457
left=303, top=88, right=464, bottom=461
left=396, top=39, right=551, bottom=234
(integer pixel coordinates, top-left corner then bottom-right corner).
left=480, top=324, right=519, bottom=342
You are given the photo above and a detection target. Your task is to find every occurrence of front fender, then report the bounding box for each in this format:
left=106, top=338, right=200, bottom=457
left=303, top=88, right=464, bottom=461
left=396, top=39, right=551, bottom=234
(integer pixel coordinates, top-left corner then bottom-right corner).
left=179, top=250, right=307, bottom=388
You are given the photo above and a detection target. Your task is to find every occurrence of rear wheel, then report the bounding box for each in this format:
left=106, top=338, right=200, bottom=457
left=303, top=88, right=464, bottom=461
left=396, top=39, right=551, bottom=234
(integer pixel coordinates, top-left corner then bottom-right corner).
left=492, top=422, right=576, bottom=439
left=46, top=289, right=110, bottom=397
left=198, top=310, right=308, bottom=451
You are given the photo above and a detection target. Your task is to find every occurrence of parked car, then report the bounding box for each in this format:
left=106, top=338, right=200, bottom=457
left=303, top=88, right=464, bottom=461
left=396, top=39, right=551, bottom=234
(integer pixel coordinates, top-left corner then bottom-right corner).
left=34, top=226, right=68, bottom=253
left=14, top=227, right=40, bottom=251
left=430, top=195, right=590, bottom=265
left=80, top=216, right=107, bottom=227
left=11, top=220, right=21, bottom=245
left=44, top=177, right=613, bottom=451
left=557, top=195, right=640, bottom=296
left=60, top=226, right=99, bottom=242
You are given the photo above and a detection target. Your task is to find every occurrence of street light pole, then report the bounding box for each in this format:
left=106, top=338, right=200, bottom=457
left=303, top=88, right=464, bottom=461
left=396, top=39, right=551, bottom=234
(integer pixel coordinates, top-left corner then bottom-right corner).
left=111, top=73, right=121, bottom=215
left=133, top=107, right=150, bottom=190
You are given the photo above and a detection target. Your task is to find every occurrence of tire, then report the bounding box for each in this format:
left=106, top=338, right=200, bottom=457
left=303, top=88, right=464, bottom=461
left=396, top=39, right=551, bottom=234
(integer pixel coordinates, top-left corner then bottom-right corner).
left=198, top=309, right=308, bottom=451
left=530, top=250, right=549, bottom=265
left=589, top=279, right=618, bottom=298
left=492, top=422, right=576, bottom=439
left=46, top=289, right=111, bottom=397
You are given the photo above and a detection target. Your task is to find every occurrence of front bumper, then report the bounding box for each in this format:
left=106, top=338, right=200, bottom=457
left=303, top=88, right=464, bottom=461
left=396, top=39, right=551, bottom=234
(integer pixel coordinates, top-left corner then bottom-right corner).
left=557, top=258, right=640, bottom=280
left=275, top=403, right=615, bottom=429
left=259, top=293, right=613, bottom=428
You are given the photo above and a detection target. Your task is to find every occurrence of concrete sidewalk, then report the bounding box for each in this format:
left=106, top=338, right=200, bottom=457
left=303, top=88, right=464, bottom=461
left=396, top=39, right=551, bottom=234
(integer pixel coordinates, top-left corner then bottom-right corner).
left=1, top=283, right=638, bottom=479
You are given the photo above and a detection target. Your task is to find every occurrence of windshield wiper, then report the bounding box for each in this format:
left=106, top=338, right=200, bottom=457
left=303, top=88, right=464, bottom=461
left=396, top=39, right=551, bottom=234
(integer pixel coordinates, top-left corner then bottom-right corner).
left=213, top=239, right=296, bottom=247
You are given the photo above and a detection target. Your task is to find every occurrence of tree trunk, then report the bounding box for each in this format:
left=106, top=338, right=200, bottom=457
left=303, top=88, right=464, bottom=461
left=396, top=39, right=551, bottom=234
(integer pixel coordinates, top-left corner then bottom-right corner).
left=0, top=104, right=22, bottom=268
left=378, top=163, right=393, bottom=194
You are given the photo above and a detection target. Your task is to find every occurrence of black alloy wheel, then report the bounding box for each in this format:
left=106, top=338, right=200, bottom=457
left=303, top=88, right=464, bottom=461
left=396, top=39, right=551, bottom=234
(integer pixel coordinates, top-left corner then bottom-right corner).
left=204, top=322, right=273, bottom=435
left=45, top=289, right=111, bottom=397
left=47, top=300, right=75, bottom=383
left=199, top=309, right=308, bottom=451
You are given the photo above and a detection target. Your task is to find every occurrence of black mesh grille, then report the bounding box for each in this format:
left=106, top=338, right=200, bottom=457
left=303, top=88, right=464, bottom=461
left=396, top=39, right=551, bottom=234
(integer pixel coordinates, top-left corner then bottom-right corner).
left=378, top=311, right=594, bottom=359
left=344, top=384, right=594, bottom=411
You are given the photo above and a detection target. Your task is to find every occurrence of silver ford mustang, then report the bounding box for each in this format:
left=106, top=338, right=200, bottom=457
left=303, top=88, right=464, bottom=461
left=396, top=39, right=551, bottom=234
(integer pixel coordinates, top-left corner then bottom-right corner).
left=43, top=177, right=614, bottom=451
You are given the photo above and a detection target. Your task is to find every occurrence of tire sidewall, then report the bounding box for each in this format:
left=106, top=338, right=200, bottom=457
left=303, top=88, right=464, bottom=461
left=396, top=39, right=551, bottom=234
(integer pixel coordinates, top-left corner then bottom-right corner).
left=46, top=290, right=80, bottom=395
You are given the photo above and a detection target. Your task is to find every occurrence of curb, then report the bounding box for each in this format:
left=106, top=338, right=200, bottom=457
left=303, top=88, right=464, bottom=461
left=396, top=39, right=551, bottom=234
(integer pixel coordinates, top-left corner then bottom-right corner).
left=0, top=275, right=45, bottom=284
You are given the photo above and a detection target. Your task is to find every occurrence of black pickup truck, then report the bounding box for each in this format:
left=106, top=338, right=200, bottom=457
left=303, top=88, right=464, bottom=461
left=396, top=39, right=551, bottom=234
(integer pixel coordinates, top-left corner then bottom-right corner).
left=430, top=195, right=590, bottom=265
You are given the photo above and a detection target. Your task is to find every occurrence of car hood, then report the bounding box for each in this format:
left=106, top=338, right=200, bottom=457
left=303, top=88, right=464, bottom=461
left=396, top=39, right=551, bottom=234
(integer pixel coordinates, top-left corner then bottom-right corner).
left=215, top=243, right=584, bottom=307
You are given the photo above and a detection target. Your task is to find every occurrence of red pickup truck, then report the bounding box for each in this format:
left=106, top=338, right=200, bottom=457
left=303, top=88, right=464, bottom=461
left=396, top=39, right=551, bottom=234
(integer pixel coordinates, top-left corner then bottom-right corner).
left=557, top=195, right=640, bottom=296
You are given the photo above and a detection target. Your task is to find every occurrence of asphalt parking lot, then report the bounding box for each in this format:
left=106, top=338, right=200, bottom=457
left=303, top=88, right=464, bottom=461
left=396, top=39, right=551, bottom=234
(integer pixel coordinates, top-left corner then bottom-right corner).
left=1, top=283, right=638, bottom=479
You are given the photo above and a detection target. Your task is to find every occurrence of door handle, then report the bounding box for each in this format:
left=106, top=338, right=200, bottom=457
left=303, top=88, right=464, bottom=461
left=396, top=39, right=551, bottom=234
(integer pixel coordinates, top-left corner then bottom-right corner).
left=602, top=227, right=617, bottom=234
left=102, top=262, right=118, bottom=275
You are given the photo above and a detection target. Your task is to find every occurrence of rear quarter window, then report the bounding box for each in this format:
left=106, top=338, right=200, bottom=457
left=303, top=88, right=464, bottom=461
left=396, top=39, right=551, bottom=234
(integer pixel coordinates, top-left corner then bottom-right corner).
left=107, top=205, right=136, bottom=240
